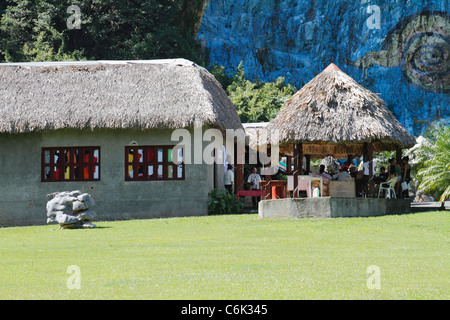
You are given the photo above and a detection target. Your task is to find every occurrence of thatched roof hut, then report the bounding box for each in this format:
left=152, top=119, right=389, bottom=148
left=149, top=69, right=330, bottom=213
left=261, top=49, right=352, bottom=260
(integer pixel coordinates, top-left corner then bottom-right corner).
left=264, top=63, right=416, bottom=157
left=0, top=59, right=243, bottom=133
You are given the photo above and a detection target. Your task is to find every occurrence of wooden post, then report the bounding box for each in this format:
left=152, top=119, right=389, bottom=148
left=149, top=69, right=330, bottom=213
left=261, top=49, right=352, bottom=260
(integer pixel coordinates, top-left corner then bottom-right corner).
left=363, top=142, right=368, bottom=163
left=293, top=144, right=299, bottom=198
left=368, top=143, right=374, bottom=179
left=367, top=142, right=375, bottom=197
left=234, top=139, right=244, bottom=193
left=305, top=155, right=311, bottom=175
left=299, top=143, right=303, bottom=176
left=396, top=146, right=402, bottom=165
left=286, top=155, right=292, bottom=175
left=264, top=146, right=272, bottom=199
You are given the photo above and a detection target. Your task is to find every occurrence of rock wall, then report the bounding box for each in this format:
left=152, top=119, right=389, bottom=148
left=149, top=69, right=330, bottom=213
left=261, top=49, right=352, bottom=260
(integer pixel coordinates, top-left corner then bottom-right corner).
left=197, top=0, right=449, bottom=134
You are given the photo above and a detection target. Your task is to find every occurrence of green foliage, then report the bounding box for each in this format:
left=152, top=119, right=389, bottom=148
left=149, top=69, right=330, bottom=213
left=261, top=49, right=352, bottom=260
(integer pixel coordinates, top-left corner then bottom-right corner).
left=0, top=0, right=205, bottom=63
left=416, top=124, right=450, bottom=203
left=207, top=188, right=244, bottom=215
left=373, top=150, right=397, bottom=172
left=226, top=62, right=297, bottom=123
left=209, top=62, right=297, bottom=123
left=208, top=64, right=233, bottom=90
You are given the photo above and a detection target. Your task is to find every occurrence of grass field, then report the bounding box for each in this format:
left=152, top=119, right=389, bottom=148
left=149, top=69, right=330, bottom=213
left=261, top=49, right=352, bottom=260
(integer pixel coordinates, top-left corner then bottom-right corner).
left=0, top=211, right=448, bottom=300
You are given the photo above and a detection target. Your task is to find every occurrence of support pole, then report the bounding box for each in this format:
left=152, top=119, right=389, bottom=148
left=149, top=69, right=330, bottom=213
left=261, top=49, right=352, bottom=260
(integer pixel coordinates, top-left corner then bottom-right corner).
left=264, top=146, right=272, bottom=199
left=368, top=143, right=374, bottom=179
left=396, top=146, right=402, bottom=165
left=293, top=144, right=299, bottom=198
left=305, top=155, right=311, bottom=175
left=299, top=143, right=303, bottom=176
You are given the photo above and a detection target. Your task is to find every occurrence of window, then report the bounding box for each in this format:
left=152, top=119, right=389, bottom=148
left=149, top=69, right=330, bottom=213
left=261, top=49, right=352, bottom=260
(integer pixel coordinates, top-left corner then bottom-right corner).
left=125, top=146, right=184, bottom=181
left=42, top=147, right=100, bottom=182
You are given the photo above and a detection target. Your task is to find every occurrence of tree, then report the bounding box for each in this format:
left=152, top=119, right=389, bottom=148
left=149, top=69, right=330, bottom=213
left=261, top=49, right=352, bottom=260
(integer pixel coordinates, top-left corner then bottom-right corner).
left=223, top=62, right=297, bottom=123
left=0, top=0, right=205, bottom=63
left=415, top=123, right=450, bottom=203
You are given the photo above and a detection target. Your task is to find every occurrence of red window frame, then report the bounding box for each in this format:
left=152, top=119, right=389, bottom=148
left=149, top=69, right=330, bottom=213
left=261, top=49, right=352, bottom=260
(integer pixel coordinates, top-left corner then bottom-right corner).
left=125, top=146, right=185, bottom=181
left=41, top=147, right=100, bottom=182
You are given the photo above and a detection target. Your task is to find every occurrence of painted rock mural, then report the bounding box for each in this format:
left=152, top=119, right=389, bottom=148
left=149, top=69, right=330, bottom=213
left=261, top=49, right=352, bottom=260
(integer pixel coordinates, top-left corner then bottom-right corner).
left=197, top=0, right=449, bottom=135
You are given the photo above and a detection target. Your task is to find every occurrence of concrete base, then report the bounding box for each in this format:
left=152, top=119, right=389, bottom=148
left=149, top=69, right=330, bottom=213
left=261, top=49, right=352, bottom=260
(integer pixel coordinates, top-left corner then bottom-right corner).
left=258, top=197, right=412, bottom=219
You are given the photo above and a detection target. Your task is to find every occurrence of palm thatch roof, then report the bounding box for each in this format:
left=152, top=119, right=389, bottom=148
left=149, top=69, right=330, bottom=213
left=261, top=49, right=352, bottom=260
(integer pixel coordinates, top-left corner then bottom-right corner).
left=264, top=63, right=416, bottom=156
left=0, top=59, right=242, bottom=134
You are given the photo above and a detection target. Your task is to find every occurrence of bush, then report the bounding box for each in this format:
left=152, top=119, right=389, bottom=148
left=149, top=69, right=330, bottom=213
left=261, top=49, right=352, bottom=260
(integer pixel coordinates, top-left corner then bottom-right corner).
left=207, top=189, right=244, bottom=215
left=416, top=123, right=450, bottom=203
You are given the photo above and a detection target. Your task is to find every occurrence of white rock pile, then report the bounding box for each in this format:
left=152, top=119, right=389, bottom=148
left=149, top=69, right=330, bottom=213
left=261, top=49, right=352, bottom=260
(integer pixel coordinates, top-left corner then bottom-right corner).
left=46, top=190, right=97, bottom=229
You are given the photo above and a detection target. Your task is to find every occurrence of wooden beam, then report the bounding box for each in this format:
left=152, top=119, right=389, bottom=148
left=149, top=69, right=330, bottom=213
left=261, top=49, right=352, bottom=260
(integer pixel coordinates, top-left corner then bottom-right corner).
left=368, top=143, right=374, bottom=179
left=363, top=142, right=368, bottom=163
left=293, top=144, right=299, bottom=198
left=396, top=146, right=402, bottom=165
left=305, top=155, right=311, bottom=175
left=234, top=139, right=245, bottom=193
left=299, top=143, right=303, bottom=176
left=286, top=155, right=292, bottom=175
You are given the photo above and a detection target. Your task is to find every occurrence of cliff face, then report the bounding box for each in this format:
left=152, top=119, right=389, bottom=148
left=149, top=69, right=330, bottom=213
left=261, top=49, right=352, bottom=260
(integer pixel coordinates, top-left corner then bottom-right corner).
left=197, top=0, right=449, bottom=134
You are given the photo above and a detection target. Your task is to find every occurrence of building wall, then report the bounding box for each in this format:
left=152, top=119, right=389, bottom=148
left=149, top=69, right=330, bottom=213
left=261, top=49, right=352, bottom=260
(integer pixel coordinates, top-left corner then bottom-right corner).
left=0, top=128, right=224, bottom=226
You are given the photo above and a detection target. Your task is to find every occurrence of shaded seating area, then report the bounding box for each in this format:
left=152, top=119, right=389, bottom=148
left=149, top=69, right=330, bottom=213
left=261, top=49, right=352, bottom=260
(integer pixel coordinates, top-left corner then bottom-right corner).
left=259, top=63, right=416, bottom=201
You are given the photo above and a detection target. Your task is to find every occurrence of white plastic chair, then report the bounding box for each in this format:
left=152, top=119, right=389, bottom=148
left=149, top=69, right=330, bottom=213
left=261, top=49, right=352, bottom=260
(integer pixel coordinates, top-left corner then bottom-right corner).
left=378, top=178, right=397, bottom=199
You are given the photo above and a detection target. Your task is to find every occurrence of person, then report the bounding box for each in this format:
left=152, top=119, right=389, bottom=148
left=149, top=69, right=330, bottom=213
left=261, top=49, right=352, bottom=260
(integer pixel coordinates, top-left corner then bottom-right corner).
left=316, top=164, right=331, bottom=196
left=387, top=158, right=403, bottom=195
left=332, top=167, right=351, bottom=181
left=401, top=156, right=411, bottom=199
left=355, top=169, right=364, bottom=197
left=319, top=164, right=332, bottom=180
left=349, top=165, right=358, bottom=178
left=378, top=167, right=388, bottom=183
left=387, top=158, right=398, bottom=180
left=388, top=157, right=402, bottom=187
left=247, top=167, right=262, bottom=207
left=363, top=160, right=376, bottom=177
left=375, top=166, right=388, bottom=195
left=224, top=164, right=234, bottom=194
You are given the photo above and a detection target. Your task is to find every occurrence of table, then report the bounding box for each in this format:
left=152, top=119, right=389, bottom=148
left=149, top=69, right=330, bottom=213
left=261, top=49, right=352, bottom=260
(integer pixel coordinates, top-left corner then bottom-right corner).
left=236, top=190, right=268, bottom=200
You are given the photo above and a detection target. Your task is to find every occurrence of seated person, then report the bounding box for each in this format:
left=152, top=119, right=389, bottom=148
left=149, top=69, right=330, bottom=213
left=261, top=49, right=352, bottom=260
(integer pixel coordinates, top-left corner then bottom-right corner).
left=375, top=166, right=389, bottom=195
left=355, top=170, right=364, bottom=197
left=314, top=165, right=331, bottom=196
left=332, top=167, right=351, bottom=181
left=318, top=164, right=332, bottom=180
left=378, top=167, right=388, bottom=183
left=349, top=165, right=358, bottom=178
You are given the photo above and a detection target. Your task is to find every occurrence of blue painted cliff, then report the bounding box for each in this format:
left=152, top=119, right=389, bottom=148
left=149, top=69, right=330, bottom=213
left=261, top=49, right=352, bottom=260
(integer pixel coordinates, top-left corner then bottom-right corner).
left=197, top=0, right=449, bottom=135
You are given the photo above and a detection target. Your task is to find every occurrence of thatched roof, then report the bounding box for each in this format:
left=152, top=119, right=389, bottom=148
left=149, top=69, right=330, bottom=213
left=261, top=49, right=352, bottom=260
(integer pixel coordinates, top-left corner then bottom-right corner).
left=0, top=59, right=243, bottom=133
left=264, top=63, right=416, bottom=156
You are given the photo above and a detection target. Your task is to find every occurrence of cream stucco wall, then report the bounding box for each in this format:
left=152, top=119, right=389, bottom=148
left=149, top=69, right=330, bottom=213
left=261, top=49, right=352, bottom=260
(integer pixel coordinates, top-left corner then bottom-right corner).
left=0, top=128, right=224, bottom=226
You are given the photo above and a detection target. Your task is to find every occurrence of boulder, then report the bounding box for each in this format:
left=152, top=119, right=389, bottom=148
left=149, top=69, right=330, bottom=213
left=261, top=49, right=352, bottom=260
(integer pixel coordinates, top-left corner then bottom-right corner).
left=46, top=191, right=97, bottom=229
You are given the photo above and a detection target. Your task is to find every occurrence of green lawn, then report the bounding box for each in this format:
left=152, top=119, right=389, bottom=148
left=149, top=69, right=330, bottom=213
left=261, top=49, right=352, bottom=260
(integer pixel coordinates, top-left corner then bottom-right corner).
left=0, top=211, right=448, bottom=300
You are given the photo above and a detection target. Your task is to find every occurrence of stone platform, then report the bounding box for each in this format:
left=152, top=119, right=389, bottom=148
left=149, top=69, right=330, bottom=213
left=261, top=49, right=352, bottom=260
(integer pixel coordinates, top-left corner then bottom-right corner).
left=258, top=197, right=412, bottom=219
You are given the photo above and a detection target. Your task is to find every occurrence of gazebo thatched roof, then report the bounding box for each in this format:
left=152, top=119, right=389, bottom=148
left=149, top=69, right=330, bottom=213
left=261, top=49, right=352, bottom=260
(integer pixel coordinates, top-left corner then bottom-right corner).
left=264, top=63, right=416, bottom=156
left=0, top=59, right=243, bottom=133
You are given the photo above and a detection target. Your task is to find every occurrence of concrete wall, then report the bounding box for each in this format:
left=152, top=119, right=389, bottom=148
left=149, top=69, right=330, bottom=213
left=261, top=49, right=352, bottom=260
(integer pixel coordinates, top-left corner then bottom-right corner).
left=0, top=128, right=223, bottom=226
left=259, top=198, right=412, bottom=219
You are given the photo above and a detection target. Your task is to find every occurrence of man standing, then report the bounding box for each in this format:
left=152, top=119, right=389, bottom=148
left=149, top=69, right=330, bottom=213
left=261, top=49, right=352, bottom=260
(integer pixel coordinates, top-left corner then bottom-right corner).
left=247, top=167, right=262, bottom=207
left=224, top=164, right=234, bottom=194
